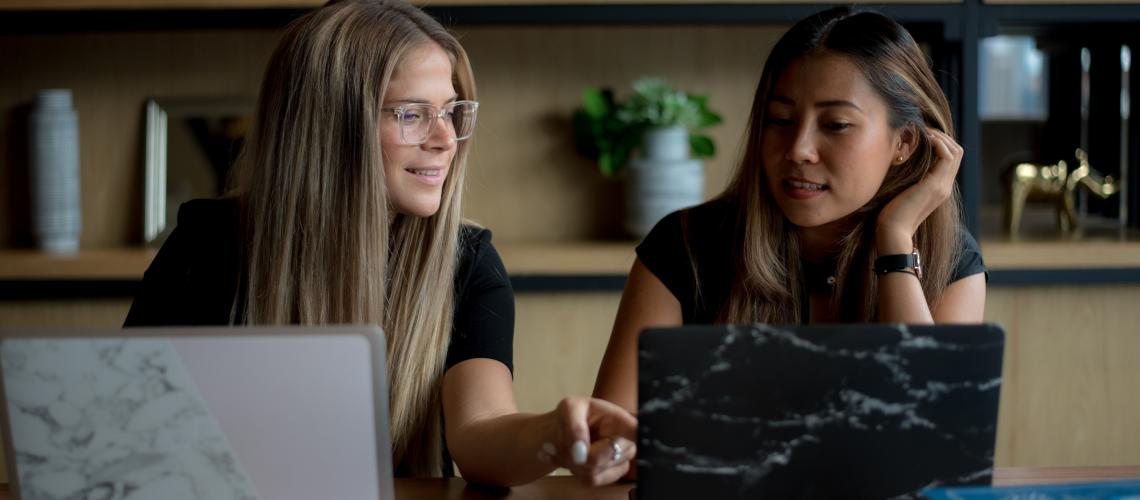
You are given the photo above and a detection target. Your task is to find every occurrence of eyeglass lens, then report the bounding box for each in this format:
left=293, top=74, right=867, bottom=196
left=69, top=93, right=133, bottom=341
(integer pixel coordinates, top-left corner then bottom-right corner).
left=397, top=101, right=477, bottom=144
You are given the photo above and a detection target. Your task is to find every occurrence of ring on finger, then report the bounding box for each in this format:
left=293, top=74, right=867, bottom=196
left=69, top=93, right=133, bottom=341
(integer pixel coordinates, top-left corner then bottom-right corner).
left=611, top=439, right=622, bottom=462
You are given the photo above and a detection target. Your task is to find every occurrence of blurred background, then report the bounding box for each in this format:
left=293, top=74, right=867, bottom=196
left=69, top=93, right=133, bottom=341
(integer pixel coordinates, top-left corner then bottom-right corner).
left=1, top=0, right=1138, bottom=481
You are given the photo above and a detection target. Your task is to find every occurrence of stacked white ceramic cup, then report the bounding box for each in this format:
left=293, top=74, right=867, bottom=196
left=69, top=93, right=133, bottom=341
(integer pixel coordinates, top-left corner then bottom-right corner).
left=29, top=89, right=82, bottom=254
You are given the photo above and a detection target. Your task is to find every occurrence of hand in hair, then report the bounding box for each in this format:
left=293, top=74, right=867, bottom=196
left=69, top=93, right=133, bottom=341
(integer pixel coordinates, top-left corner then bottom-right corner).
left=537, top=396, right=638, bottom=486
left=876, top=128, right=964, bottom=255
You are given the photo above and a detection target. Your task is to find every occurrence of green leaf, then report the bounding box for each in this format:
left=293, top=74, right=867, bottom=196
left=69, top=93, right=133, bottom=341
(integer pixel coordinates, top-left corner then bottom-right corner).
left=598, top=152, right=615, bottom=176
left=577, top=79, right=721, bottom=176
left=612, top=136, right=637, bottom=175
left=582, top=88, right=611, bottom=119
left=698, top=109, right=723, bottom=128
left=690, top=135, right=715, bottom=158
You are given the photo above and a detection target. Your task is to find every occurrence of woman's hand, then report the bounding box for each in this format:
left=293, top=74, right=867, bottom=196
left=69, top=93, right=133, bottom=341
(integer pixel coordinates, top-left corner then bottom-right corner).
left=537, top=396, right=637, bottom=486
left=876, top=128, right=964, bottom=254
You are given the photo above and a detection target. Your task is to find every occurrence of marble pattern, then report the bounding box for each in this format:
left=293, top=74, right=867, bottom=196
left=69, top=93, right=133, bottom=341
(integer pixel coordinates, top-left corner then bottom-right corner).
left=1, top=338, right=261, bottom=500
left=637, top=324, right=1004, bottom=499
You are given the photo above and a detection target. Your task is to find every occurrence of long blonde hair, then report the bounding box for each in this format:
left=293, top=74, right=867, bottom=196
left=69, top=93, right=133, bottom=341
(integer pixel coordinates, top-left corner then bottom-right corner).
left=227, top=0, right=476, bottom=476
left=717, top=7, right=961, bottom=323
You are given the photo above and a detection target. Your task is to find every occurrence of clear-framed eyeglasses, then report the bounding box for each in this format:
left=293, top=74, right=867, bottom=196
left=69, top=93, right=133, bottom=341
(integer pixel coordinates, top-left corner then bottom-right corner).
left=381, top=100, right=479, bottom=145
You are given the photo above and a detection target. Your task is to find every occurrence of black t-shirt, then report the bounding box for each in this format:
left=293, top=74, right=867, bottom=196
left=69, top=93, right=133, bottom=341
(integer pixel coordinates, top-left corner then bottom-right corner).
left=636, top=199, right=987, bottom=324
left=123, top=199, right=515, bottom=477
left=124, top=199, right=514, bottom=374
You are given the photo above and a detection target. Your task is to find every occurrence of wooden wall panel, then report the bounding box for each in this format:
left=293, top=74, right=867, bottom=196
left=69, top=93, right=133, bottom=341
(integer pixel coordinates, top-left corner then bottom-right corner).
left=459, top=25, right=783, bottom=240
left=0, top=299, right=131, bottom=328
left=988, top=286, right=1140, bottom=467
left=0, top=25, right=783, bottom=247
left=512, top=292, right=622, bottom=415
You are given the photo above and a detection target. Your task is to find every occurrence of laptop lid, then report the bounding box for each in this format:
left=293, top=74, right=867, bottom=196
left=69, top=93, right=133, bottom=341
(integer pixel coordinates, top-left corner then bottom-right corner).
left=0, top=325, right=394, bottom=500
left=637, top=324, right=1005, bottom=499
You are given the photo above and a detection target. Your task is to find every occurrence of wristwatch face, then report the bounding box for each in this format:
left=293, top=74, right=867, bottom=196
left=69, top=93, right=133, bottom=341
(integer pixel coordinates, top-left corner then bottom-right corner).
left=912, top=249, right=923, bottom=279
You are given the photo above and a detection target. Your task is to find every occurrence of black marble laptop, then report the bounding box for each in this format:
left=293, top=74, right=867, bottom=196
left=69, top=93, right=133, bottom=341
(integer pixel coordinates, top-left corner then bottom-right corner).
left=636, top=324, right=1004, bottom=500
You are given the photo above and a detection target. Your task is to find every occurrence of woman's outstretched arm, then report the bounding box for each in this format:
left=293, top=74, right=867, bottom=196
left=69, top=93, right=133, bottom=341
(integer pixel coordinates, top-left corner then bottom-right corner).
left=593, top=259, right=683, bottom=413
left=442, top=360, right=637, bottom=486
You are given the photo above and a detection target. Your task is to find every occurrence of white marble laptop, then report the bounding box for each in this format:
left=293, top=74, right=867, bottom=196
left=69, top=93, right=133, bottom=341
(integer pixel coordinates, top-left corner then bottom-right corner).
left=0, top=326, right=394, bottom=500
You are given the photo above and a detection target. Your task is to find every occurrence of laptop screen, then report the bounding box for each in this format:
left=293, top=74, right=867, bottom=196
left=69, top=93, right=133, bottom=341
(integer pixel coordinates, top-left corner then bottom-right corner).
left=637, top=324, right=1005, bottom=499
left=0, top=326, right=393, bottom=500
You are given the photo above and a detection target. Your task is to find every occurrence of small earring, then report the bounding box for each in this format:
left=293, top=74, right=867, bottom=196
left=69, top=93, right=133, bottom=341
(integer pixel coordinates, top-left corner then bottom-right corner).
left=897, top=155, right=904, bottom=162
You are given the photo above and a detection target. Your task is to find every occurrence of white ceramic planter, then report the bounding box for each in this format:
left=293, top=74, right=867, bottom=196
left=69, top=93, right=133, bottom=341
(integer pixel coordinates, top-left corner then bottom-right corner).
left=625, top=126, right=704, bottom=238
left=640, top=125, right=690, bottom=162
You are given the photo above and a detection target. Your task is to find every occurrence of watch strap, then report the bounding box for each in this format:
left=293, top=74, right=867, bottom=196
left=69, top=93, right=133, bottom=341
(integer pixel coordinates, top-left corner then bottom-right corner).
left=874, top=250, right=923, bottom=279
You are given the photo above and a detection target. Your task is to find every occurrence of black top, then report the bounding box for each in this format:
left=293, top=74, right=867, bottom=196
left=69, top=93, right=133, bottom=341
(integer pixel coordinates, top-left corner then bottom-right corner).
left=125, top=198, right=514, bottom=375
left=123, top=199, right=515, bottom=477
left=636, top=199, right=987, bottom=324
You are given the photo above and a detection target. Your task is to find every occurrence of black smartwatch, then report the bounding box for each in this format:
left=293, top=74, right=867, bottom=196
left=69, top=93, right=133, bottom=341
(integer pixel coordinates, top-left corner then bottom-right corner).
left=874, top=249, right=923, bottom=279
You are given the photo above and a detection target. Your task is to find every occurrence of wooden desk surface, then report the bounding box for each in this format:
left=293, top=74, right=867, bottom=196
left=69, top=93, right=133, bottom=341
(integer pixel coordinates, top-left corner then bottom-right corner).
left=0, top=467, right=1136, bottom=499
left=395, top=468, right=1140, bottom=498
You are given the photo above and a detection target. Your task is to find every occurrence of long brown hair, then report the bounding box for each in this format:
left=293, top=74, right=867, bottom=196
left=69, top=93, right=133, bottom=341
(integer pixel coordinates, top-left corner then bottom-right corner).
left=227, top=0, right=476, bottom=476
left=717, top=7, right=961, bottom=323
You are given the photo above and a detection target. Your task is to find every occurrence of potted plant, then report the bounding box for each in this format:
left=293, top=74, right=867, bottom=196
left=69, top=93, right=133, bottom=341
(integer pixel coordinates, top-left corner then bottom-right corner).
left=573, top=78, right=722, bottom=237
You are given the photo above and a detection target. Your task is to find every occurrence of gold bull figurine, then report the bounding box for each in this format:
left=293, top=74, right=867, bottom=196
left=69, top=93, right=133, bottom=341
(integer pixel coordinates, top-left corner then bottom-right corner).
left=1004, top=149, right=1118, bottom=235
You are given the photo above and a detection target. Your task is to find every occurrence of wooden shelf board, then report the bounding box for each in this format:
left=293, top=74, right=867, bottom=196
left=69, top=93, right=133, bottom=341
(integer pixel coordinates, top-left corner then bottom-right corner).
left=0, top=249, right=156, bottom=280
left=0, top=244, right=640, bottom=280
left=978, top=203, right=1140, bottom=269
left=496, top=241, right=636, bottom=276
left=981, top=239, right=1140, bottom=270
left=2, top=237, right=1138, bottom=281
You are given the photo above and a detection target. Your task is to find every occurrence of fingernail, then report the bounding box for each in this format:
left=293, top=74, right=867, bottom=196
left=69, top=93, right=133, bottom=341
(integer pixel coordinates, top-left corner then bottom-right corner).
left=542, top=442, right=557, bottom=456
left=571, top=440, right=588, bottom=465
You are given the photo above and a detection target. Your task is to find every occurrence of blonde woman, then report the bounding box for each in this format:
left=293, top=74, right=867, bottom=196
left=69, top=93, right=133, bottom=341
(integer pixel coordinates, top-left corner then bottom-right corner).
left=126, top=0, right=634, bottom=487
left=595, top=7, right=987, bottom=415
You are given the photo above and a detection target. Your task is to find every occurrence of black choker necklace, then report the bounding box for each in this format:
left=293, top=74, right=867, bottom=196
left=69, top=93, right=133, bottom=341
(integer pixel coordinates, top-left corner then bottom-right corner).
left=803, top=258, right=838, bottom=293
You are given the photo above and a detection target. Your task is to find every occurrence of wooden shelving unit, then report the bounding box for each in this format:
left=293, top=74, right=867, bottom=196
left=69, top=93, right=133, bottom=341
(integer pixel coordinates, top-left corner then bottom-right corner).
left=2, top=0, right=1139, bottom=289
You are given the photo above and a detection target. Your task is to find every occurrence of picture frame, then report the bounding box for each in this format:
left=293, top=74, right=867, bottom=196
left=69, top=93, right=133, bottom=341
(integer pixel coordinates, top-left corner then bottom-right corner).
left=143, top=96, right=255, bottom=245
